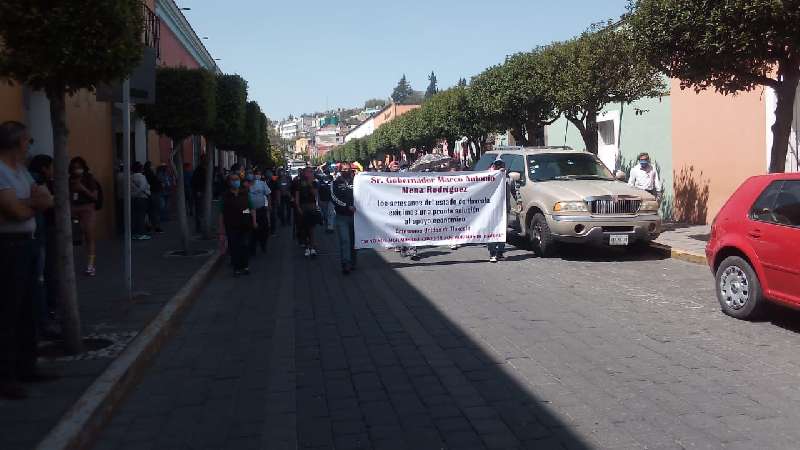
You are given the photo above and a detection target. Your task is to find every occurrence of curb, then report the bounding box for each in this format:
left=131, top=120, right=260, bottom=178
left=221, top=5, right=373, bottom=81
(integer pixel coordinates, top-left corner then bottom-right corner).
left=36, top=251, right=224, bottom=450
left=650, top=242, right=707, bottom=265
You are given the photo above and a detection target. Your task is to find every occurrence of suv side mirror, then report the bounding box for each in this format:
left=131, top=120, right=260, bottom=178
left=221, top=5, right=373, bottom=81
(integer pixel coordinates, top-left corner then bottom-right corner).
left=508, top=171, right=521, bottom=182
left=615, top=170, right=626, bottom=181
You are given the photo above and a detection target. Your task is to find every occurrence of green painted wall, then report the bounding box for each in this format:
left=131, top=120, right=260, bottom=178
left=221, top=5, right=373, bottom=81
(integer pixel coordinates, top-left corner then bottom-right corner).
left=545, top=95, right=674, bottom=218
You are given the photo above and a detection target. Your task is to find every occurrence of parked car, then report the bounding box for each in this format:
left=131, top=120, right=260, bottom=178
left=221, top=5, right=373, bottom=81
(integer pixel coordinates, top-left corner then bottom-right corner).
left=474, top=147, right=661, bottom=257
left=706, top=173, right=800, bottom=320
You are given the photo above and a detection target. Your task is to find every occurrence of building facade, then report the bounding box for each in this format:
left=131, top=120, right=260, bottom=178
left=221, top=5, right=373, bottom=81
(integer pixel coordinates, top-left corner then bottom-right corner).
left=544, top=80, right=799, bottom=224
left=0, top=0, right=220, bottom=238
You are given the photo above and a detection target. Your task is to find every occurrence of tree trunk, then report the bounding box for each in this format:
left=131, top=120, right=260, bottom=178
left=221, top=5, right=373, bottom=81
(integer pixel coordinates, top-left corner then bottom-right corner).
left=583, top=110, right=599, bottom=155
left=172, top=140, right=192, bottom=255
left=46, top=88, right=83, bottom=354
left=202, top=140, right=215, bottom=239
left=769, top=73, right=799, bottom=173
left=510, top=126, right=526, bottom=146
left=569, top=110, right=599, bottom=154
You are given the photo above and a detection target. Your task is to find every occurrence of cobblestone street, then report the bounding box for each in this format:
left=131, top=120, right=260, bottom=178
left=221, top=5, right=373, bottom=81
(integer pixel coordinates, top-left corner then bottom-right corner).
left=92, top=228, right=800, bottom=450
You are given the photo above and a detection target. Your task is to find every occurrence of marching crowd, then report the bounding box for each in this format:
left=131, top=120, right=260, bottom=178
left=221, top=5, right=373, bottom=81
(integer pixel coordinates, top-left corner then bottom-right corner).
left=0, top=117, right=664, bottom=400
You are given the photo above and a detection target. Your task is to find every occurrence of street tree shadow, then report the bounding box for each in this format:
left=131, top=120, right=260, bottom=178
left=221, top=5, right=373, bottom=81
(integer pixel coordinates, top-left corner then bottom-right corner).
left=672, top=165, right=710, bottom=225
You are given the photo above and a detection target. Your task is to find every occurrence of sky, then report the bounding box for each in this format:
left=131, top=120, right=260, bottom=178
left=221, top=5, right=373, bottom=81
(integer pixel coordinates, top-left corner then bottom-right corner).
left=181, top=0, right=630, bottom=121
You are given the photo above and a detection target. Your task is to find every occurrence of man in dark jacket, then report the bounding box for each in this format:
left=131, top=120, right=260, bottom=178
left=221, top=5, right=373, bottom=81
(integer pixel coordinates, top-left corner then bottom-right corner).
left=331, top=162, right=357, bottom=274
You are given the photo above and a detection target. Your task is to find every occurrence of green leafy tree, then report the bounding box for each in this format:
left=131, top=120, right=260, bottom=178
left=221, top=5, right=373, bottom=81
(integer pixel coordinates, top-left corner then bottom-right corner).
left=425, top=71, right=438, bottom=99
left=137, top=67, right=216, bottom=255
left=364, top=98, right=387, bottom=109
left=0, top=0, right=145, bottom=353
left=391, top=74, right=414, bottom=104
left=469, top=51, right=559, bottom=145
left=538, top=23, right=665, bottom=154
left=203, top=74, right=247, bottom=237
left=629, top=0, right=800, bottom=173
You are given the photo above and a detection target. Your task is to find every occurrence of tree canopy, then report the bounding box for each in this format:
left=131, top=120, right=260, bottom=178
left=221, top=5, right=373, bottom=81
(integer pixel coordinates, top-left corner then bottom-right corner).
left=211, top=74, right=248, bottom=149
left=425, top=71, right=438, bottom=99
left=537, top=23, right=664, bottom=153
left=469, top=50, right=559, bottom=146
left=364, top=98, right=387, bottom=109
left=0, top=0, right=144, bottom=95
left=629, top=0, right=800, bottom=172
left=391, top=74, right=414, bottom=104
left=137, top=67, right=217, bottom=142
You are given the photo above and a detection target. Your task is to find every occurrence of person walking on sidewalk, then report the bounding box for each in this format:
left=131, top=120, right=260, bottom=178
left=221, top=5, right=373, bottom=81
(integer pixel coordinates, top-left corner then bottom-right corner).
left=143, top=161, right=163, bottom=234
left=487, top=159, right=507, bottom=263
left=246, top=170, right=270, bottom=255
left=68, top=157, right=100, bottom=275
left=219, top=173, right=257, bottom=277
left=130, top=161, right=152, bottom=241
left=628, top=152, right=663, bottom=201
left=331, top=162, right=357, bottom=274
left=277, top=168, right=292, bottom=227
left=316, top=165, right=335, bottom=233
left=294, top=167, right=320, bottom=258
left=0, top=121, right=55, bottom=400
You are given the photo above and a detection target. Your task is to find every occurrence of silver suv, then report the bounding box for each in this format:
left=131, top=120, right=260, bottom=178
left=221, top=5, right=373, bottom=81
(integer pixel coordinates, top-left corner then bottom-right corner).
left=475, top=147, right=661, bottom=257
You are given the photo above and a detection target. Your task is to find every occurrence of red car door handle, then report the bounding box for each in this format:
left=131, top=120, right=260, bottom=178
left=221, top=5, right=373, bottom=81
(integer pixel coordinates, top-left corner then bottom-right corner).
left=748, top=229, right=762, bottom=238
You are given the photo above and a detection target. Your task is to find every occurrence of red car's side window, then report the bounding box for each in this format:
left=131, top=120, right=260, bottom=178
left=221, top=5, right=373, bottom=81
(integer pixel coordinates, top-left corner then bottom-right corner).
left=750, top=181, right=784, bottom=223
left=772, top=181, right=800, bottom=227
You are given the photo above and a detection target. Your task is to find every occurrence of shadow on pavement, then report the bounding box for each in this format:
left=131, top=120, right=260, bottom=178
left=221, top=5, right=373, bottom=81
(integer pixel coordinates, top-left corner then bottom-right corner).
left=557, top=244, right=669, bottom=263
left=296, top=238, right=593, bottom=449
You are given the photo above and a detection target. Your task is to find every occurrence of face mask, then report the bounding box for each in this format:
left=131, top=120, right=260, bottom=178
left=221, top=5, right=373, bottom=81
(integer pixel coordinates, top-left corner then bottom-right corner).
left=230, top=180, right=241, bottom=189
left=342, top=171, right=352, bottom=179
left=73, top=168, right=84, bottom=176
left=639, top=160, right=650, bottom=167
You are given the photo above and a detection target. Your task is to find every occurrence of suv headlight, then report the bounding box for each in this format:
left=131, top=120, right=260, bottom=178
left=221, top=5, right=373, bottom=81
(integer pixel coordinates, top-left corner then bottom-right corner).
left=639, top=200, right=659, bottom=212
left=553, top=201, right=588, bottom=213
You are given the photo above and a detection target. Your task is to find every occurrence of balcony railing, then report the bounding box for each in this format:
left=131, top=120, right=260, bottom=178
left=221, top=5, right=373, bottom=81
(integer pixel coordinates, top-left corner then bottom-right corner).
left=142, top=2, right=161, bottom=58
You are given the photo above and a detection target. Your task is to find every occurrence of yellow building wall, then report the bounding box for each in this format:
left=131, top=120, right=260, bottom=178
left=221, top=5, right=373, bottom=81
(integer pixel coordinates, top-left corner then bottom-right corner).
left=0, top=83, right=24, bottom=122
left=65, top=90, right=115, bottom=239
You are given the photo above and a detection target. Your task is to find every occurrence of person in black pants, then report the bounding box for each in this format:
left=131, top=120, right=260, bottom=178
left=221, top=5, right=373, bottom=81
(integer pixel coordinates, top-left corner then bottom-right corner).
left=218, top=173, right=257, bottom=277
left=0, top=121, right=56, bottom=400
left=277, top=168, right=292, bottom=226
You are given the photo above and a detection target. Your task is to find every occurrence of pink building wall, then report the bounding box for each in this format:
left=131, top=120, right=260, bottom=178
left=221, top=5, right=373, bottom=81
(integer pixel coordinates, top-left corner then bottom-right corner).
left=670, top=79, right=767, bottom=224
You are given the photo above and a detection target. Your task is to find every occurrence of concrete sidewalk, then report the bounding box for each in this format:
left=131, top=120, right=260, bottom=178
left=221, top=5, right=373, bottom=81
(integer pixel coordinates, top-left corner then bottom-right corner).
left=654, top=223, right=711, bottom=264
left=0, top=221, right=215, bottom=450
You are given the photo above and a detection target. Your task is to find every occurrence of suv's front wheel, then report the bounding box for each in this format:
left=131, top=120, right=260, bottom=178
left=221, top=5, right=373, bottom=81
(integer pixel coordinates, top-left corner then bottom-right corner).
left=529, top=213, right=557, bottom=258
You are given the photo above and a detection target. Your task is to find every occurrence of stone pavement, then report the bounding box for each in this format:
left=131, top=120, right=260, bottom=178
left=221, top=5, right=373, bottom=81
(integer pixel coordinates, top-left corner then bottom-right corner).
left=654, top=224, right=711, bottom=257
left=93, top=230, right=800, bottom=450
left=0, top=221, right=214, bottom=450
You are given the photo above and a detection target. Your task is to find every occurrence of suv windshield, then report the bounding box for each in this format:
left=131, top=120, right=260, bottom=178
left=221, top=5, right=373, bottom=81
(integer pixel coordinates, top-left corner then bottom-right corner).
left=527, top=153, right=614, bottom=181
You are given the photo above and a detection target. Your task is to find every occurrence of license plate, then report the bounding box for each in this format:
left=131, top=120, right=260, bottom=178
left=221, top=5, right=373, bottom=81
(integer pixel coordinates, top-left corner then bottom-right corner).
left=609, top=235, right=629, bottom=246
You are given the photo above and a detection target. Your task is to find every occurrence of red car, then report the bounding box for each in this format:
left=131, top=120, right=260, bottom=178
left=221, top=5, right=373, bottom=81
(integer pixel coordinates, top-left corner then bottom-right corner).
left=706, top=173, right=800, bottom=320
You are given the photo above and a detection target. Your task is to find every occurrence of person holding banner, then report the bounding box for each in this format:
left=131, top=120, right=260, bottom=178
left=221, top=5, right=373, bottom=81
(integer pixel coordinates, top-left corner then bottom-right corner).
left=488, top=159, right=507, bottom=263
left=331, top=162, right=357, bottom=274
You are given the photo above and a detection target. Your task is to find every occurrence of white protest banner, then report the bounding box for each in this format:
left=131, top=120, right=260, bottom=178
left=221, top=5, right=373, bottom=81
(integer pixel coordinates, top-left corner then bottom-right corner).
left=354, top=171, right=506, bottom=249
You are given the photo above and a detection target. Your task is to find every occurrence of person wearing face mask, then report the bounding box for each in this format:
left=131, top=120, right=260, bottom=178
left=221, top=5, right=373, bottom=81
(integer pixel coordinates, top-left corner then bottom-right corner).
left=218, top=173, right=257, bottom=277
left=69, top=157, right=100, bottom=275
left=628, top=152, right=663, bottom=200
left=246, top=171, right=271, bottom=255
left=0, top=121, right=55, bottom=399
left=331, top=162, right=357, bottom=274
